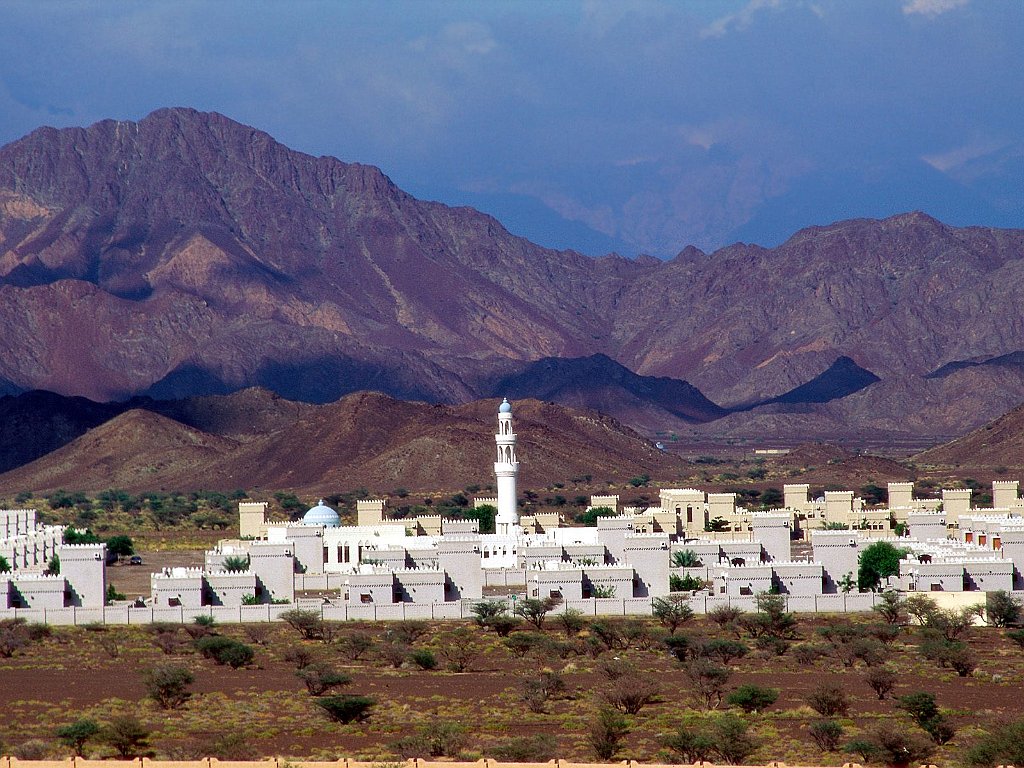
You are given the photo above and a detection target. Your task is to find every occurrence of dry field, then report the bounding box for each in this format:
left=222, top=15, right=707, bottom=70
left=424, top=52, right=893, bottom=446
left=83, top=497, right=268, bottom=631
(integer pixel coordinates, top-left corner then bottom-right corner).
left=1, top=610, right=1022, bottom=766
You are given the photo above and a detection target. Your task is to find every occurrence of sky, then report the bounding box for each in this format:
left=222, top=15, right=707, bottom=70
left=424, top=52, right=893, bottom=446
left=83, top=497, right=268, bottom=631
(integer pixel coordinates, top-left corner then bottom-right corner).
left=1, top=0, right=1022, bottom=257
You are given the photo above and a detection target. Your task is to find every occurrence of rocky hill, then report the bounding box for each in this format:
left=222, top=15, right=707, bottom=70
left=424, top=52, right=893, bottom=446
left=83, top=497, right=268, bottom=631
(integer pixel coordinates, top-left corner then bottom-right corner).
left=3, top=108, right=1024, bottom=438
left=913, top=404, right=1024, bottom=468
left=0, top=392, right=686, bottom=494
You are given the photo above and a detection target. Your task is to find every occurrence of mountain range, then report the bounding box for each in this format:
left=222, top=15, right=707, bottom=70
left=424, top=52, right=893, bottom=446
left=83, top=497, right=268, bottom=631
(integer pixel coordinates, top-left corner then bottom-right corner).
left=3, top=107, right=1024, bottom=441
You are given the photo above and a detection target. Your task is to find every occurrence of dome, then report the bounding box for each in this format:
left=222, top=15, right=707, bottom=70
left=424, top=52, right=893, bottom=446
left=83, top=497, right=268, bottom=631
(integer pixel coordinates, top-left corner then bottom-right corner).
left=499, top=398, right=512, bottom=414
left=302, top=499, right=340, bottom=527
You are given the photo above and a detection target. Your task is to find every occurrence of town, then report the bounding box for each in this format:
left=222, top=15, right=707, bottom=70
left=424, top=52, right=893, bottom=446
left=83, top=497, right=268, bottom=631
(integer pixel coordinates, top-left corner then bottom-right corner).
left=2, top=400, right=1022, bottom=623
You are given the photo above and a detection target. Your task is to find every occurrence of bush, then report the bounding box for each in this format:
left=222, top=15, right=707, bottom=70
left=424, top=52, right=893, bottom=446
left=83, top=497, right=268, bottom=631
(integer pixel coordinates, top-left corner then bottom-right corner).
left=195, top=636, right=254, bottom=668
left=858, top=541, right=908, bottom=591
left=708, top=604, right=745, bottom=633
left=701, top=638, right=749, bottom=664
left=392, top=719, right=465, bottom=757
left=806, top=681, right=849, bottom=717
left=863, top=666, right=897, bottom=700
left=437, top=626, right=480, bottom=672
left=523, top=670, right=567, bottom=713
left=964, top=719, right=1024, bottom=767
left=872, top=589, right=907, bottom=624
left=490, top=734, right=557, bottom=761
left=471, top=600, right=508, bottom=625
left=663, top=714, right=759, bottom=765
left=338, top=630, right=374, bottom=660
left=409, top=648, right=438, bottom=670
left=280, top=608, right=325, bottom=640
left=555, top=608, right=586, bottom=636
left=12, top=739, right=52, bottom=759
left=388, top=619, right=430, bottom=645
left=845, top=724, right=934, bottom=767
left=684, top=658, right=732, bottom=710
left=727, top=684, right=779, bottom=714
left=652, top=595, right=695, bottom=634
left=588, top=706, right=630, bottom=760
left=296, top=661, right=352, bottom=695
left=0, top=618, right=30, bottom=657
left=315, top=694, right=375, bottom=723
left=486, top=615, right=522, bottom=637
left=603, top=675, right=660, bottom=714
left=670, top=573, right=707, bottom=592
left=987, top=590, right=1023, bottom=627
left=809, top=719, right=844, bottom=751
left=142, top=664, right=194, bottom=709
left=222, top=555, right=249, bottom=572
left=514, top=597, right=558, bottom=629
left=897, top=691, right=955, bottom=744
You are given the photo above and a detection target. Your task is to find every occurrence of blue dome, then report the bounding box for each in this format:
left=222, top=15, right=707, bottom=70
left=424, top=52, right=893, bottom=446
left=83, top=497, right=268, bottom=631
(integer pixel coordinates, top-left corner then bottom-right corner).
left=499, top=398, right=512, bottom=414
left=302, top=500, right=340, bottom=527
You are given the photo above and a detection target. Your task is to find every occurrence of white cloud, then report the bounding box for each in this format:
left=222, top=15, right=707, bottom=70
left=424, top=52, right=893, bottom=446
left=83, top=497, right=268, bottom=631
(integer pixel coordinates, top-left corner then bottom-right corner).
left=701, top=0, right=782, bottom=39
left=922, top=138, right=1005, bottom=172
left=902, top=0, right=969, bottom=17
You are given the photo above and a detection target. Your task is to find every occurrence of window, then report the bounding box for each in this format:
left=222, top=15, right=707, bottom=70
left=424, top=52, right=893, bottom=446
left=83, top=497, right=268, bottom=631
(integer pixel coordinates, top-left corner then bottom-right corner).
left=739, top=586, right=753, bottom=596
left=360, top=593, right=373, bottom=603
left=549, top=589, right=562, bottom=599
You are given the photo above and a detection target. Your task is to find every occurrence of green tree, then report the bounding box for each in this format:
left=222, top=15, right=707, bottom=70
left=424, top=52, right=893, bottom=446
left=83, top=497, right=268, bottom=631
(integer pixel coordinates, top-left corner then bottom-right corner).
left=47, top=554, right=60, bottom=574
left=460, top=504, right=496, bottom=534
left=986, top=590, right=1022, bottom=627
left=858, top=541, right=908, bottom=591
left=222, top=555, right=250, bottom=572
left=514, top=597, right=558, bottom=629
left=105, top=535, right=134, bottom=558
left=727, top=684, right=779, bottom=714
left=315, top=694, right=375, bottom=723
left=581, top=506, right=616, bottom=526
left=965, top=719, right=1024, bottom=767
left=0, top=555, right=10, bottom=573
left=55, top=719, right=101, bottom=756
left=671, top=549, right=702, bottom=567
left=102, top=715, right=150, bottom=758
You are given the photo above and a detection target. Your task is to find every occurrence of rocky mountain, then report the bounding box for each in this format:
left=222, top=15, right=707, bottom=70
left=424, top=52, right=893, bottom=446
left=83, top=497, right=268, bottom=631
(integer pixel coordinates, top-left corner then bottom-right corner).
left=2, top=108, right=1024, bottom=439
left=0, top=392, right=686, bottom=494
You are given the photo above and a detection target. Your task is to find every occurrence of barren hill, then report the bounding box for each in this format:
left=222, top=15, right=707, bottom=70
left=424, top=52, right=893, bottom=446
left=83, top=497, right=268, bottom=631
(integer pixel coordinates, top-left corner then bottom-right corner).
left=0, top=393, right=686, bottom=494
left=913, top=404, right=1024, bottom=468
left=3, top=108, right=1024, bottom=438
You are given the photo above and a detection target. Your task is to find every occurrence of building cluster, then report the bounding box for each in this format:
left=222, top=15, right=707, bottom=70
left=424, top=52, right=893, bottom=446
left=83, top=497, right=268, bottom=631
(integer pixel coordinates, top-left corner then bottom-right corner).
left=0, top=508, right=106, bottom=609
left=3, top=400, right=1024, bottom=617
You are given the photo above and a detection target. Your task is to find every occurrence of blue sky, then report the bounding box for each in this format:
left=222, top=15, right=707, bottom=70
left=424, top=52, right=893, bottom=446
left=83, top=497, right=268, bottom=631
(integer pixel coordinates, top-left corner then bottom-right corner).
left=1, top=0, right=1021, bottom=257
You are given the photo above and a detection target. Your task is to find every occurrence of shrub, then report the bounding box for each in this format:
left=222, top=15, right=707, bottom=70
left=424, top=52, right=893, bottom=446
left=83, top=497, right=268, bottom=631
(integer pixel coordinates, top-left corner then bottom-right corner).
left=192, top=614, right=216, bottom=627
left=726, top=684, right=779, bottom=714
left=523, top=670, right=567, bottom=713
left=388, top=620, right=430, bottom=645
left=0, top=618, right=30, bottom=657
left=603, top=675, right=660, bottom=714
left=379, top=640, right=411, bottom=668
left=710, top=713, right=760, bottom=765
left=195, top=636, right=254, bottom=668
left=964, top=719, right=1024, bottom=767
left=806, top=681, right=849, bottom=717
left=684, top=658, right=732, bottom=710
left=670, top=573, right=707, bottom=592
left=284, top=645, right=317, bottom=669
left=142, top=664, right=194, bottom=709
left=987, top=590, right=1023, bottom=627
left=514, top=597, right=558, bottom=629
left=708, top=604, right=745, bottom=634
left=280, top=608, right=324, bottom=640
left=316, top=694, right=375, bottom=723
left=392, top=720, right=465, bottom=757
left=490, top=734, right=557, bottom=761
left=845, top=724, right=934, bottom=767
left=740, top=593, right=798, bottom=639
left=671, top=549, right=702, bottom=568
left=338, top=629, right=375, bottom=660
left=296, top=661, right=352, bottom=695
left=555, top=608, right=586, bottom=636
left=504, top=632, right=544, bottom=658
left=588, top=707, right=630, bottom=760
left=897, top=691, right=955, bottom=744
left=408, top=648, right=438, bottom=670
left=471, top=600, right=508, bottom=625
left=12, top=740, right=52, bottom=759
left=864, top=666, right=897, bottom=700
left=809, top=719, right=843, bottom=751
left=652, top=595, right=695, bottom=634
left=102, top=715, right=151, bottom=758
left=437, top=627, right=479, bottom=672
left=1008, top=628, right=1024, bottom=649
left=486, top=615, right=522, bottom=637
left=243, top=624, right=272, bottom=645
left=55, top=719, right=101, bottom=756
left=791, top=642, right=829, bottom=665
left=701, top=638, right=749, bottom=664
left=872, top=589, right=907, bottom=624
left=663, top=723, right=715, bottom=763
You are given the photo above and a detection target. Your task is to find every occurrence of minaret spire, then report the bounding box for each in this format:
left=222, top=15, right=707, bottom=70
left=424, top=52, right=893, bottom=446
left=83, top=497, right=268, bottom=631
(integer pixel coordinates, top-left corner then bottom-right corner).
left=494, top=398, right=520, bottom=537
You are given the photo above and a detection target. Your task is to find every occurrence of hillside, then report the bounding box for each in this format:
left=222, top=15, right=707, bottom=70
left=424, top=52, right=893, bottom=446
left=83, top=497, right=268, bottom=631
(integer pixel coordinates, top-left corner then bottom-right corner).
left=3, top=109, right=1024, bottom=437
left=0, top=393, right=687, bottom=494
left=913, top=403, right=1024, bottom=468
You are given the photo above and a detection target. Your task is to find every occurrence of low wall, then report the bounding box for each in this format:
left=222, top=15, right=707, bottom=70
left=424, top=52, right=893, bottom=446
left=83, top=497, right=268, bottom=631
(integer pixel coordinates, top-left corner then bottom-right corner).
left=0, top=590, right=1009, bottom=627
left=0, top=759, right=907, bottom=768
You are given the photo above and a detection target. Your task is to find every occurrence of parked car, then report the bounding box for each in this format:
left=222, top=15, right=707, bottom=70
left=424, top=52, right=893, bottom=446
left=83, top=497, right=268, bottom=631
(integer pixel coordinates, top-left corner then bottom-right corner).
left=128, top=555, right=143, bottom=565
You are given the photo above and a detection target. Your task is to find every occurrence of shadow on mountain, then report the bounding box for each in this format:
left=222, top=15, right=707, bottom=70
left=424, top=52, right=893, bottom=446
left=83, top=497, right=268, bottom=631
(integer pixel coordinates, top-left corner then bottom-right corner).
left=735, top=356, right=881, bottom=411
left=926, top=350, right=1024, bottom=379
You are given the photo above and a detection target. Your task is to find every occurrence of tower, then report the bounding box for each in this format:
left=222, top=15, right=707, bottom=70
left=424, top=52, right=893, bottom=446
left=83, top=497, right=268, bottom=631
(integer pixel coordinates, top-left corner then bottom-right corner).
left=494, top=398, right=520, bottom=537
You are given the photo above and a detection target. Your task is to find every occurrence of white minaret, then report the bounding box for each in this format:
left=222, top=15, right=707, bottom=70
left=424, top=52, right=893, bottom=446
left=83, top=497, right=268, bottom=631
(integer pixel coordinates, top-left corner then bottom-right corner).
left=494, top=398, right=520, bottom=537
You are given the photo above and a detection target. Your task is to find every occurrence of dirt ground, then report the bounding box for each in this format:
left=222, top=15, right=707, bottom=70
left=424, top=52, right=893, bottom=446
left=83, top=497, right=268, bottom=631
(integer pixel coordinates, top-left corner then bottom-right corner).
left=106, top=551, right=207, bottom=600
left=1, top=614, right=1022, bottom=764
